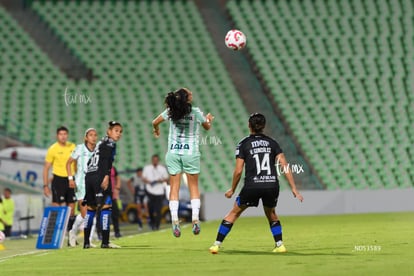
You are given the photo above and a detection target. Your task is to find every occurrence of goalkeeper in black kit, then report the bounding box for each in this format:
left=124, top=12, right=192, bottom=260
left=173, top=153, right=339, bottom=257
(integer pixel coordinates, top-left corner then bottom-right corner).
left=83, top=121, right=123, bottom=249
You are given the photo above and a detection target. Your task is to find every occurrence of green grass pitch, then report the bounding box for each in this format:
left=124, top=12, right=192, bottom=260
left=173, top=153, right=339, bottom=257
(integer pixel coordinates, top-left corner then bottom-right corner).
left=0, top=212, right=413, bottom=275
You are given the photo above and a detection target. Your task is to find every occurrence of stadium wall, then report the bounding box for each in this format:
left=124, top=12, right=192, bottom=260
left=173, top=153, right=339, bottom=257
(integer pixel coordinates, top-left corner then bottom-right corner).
left=6, top=194, right=44, bottom=236
left=202, top=189, right=414, bottom=220
left=6, top=189, right=414, bottom=234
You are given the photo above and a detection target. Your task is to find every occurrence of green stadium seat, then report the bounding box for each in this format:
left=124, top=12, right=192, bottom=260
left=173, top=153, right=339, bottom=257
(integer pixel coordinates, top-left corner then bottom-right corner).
left=7, top=0, right=251, bottom=192
left=227, top=0, right=413, bottom=190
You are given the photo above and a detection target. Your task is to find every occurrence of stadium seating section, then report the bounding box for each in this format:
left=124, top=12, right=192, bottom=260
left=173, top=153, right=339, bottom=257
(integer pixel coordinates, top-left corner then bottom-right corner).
left=227, top=0, right=413, bottom=189
left=1, top=0, right=412, bottom=191
left=0, top=1, right=250, bottom=192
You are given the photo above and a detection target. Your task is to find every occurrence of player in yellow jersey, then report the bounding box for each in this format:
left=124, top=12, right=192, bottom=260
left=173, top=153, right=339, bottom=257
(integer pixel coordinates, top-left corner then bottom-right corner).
left=43, top=126, right=77, bottom=235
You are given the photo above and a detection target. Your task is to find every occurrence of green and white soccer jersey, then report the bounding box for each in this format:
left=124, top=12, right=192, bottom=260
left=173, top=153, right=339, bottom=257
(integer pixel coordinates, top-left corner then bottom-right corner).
left=161, top=107, right=207, bottom=156
left=71, top=143, right=94, bottom=200
left=161, top=107, right=207, bottom=174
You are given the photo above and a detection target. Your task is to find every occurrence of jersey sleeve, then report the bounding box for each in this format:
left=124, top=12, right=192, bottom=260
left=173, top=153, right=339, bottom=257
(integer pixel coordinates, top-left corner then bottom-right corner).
left=45, top=146, right=54, bottom=163
left=161, top=109, right=169, bottom=120
left=235, top=141, right=245, bottom=159
left=274, top=141, right=283, bottom=156
left=99, top=142, right=115, bottom=178
left=193, top=107, right=207, bottom=124
left=71, top=144, right=82, bottom=159
left=142, top=166, right=150, bottom=180
left=69, top=142, right=76, bottom=151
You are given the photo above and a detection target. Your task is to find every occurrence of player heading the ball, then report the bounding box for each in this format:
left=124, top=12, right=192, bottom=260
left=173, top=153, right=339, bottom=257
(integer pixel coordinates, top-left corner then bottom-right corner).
left=152, top=87, right=214, bottom=238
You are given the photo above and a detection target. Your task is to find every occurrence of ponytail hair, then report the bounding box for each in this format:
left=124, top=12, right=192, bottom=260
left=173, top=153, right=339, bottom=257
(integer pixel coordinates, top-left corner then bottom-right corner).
left=164, top=88, right=192, bottom=122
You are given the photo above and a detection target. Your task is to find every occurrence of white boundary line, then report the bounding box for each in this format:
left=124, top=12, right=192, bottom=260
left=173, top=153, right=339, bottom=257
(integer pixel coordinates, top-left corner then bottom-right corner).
left=0, top=250, right=49, bottom=263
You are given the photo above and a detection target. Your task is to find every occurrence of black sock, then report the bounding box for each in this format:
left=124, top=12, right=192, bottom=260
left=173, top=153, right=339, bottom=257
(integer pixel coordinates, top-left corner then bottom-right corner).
left=101, top=209, right=111, bottom=245
left=270, top=221, right=282, bottom=244
left=84, top=228, right=91, bottom=246
left=84, top=210, right=95, bottom=246
left=67, top=216, right=76, bottom=232
left=67, top=216, right=76, bottom=231
left=216, top=220, right=233, bottom=243
left=102, top=230, right=110, bottom=245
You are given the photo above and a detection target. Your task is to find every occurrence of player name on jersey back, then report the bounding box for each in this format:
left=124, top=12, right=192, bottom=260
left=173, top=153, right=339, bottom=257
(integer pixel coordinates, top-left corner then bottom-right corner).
left=238, top=135, right=282, bottom=188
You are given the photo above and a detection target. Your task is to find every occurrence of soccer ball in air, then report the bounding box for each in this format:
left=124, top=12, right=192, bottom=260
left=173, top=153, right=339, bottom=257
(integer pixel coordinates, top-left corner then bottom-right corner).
left=225, top=29, right=247, bottom=51
left=0, top=231, right=5, bottom=243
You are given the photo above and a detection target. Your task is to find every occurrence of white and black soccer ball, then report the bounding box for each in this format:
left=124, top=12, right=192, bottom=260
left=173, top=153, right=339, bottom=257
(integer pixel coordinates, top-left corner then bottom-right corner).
left=225, top=29, right=247, bottom=51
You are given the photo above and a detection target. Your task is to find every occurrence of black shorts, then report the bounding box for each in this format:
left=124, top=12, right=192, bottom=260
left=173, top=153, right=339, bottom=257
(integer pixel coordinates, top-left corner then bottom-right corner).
left=52, top=174, right=76, bottom=204
left=236, top=186, right=280, bottom=208
left=84, top=174, right=112, bottom=208
left=135, top=194, right=148, bottom=205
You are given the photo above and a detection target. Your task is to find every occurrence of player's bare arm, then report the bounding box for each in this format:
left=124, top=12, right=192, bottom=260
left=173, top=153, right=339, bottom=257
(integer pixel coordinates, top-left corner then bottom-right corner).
left=66, top=157, right=77, bottom=189
left=101, top=175, right=109, bottom=191
left=202, top=113, right=215, bottom=130
left=152, top=115, right=164, bottom=138
left=225, top=158, right=245, bottom=198
left=43, top=162, right=52, bottom=197
left=276, top=153, right=304, bottom=202
left=115, top=175, right=121, bottom=190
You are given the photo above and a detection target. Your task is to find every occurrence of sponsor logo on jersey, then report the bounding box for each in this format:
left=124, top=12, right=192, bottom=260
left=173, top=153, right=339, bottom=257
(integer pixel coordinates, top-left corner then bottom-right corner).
left=170, top=143, right=190, bottom=150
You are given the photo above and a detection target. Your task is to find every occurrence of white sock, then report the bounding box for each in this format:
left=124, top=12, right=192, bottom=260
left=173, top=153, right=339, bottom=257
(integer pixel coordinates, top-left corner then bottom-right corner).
left=169, top=200, right=179, bottom=223
left=191, top=198, right=201, bottom=222
left=71, top=214, right=83, bottom=234
left=90, top=217, right=96, bottom=243
left=82, top=215, right=88, bottom=231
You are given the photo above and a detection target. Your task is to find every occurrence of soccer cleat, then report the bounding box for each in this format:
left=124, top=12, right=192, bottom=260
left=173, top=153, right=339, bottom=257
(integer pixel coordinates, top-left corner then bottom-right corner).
left=272, top=244, right=287, bottom=253
left=89, top=243, right=97, bottom=248
left=192, top=221, right=201, bottom=235
left=108, top=242, right=121, bottom=249
left=209, top=244, right=220, bottom=254
left=83, top=244, right=91, bottom=249
left=68, top=230, right=77, bottom=247
left=115, top=232, right=122, bottom=238
left=172, top=222, right=181, bottom=238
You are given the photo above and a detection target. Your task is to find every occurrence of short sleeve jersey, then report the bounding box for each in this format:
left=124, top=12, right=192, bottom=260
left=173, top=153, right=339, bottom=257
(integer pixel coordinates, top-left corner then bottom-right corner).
left=86, top=136, right=116, bottom=181
left=235, top=134, right=283, bottom=188
left=0, top=202, right=4, bottom=231
left=143, top=164, right=168, bottom=196
left=161, top=107, right=207, bottom=155
left=131, top=175, right=146, bottom=196
left=71, top=143, right=94, bottom=186
left=45, top=142, right=76, bottom=177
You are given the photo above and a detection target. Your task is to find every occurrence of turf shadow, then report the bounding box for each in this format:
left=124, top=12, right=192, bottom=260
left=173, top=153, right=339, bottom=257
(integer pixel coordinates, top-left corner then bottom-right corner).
left=114, top=245, right=155, bottom=250
left=223, top=250, right=280, bottom=256
left=223, top=250, right=353, bottom=256
left=282, top=251, right=353, bottom=257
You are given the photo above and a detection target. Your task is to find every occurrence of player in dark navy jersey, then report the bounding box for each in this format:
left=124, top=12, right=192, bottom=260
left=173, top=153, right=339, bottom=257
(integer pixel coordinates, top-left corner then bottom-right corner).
left=209, top=113, right=303, bottom=254
left=83, top=121, right=123, bottom=249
